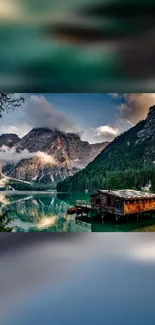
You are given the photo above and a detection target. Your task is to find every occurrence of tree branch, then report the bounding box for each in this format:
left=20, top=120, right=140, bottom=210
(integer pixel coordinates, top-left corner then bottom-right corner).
left=0, top=93, right=25, bottom=118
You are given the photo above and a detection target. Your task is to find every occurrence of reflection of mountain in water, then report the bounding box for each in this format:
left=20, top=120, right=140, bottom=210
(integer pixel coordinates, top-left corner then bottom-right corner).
left=0, top=192, right=91, bottom=232
left=1, top=192, right=154, bottom=232
left=0, top=193, right=68, bottom=231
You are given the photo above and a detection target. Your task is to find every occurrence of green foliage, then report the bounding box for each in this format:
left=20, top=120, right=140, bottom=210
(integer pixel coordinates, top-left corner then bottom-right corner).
left=0, top=210, right=15, bottom=232
left=57, top=167, right=155, bottom=192
left=8, top=180, right=33, bottom=191
left=7, top=179, right=56, bottom=191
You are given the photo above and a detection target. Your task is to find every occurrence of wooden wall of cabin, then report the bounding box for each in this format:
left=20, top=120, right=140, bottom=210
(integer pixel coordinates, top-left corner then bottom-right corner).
left=113, top=198, right=124, bottom=216
left=91, top=193, right=124, bottom=215
left=91, top=193, right=108, bottom=214
left=124, top=199, right=155, bottom=215
left=102, top=194, right=124, bottom=215
left=91, top=194, right=101, bottom=213
left=100, top=193, right=113, bottom=214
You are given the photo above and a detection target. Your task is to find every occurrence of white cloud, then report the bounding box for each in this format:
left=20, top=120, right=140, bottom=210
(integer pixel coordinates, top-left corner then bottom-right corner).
left=0, top=145, right=35, bottom=164
left=81, top=125, right=120, bottom=143
left=0, top=145, right=56, bottom=166
left=0, top=124, right=30, bottom=138
left=95, top=125, right=119, bottom=138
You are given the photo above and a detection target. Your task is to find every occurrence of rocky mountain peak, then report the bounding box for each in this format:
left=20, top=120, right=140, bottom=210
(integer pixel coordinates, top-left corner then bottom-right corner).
left=149, top=105, right=155, bottom=113
left=147, top=105, right=155, bottom=124
left=137, top=105, right=155, bottom=143
left=3, top=128, right=108, bottom=184
left=66, top=133, right=81, bottom=143
left=147, top=104, right=155, bottom=124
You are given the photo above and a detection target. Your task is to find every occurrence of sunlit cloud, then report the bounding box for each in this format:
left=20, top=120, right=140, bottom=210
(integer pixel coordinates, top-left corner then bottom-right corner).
left=118, top=93, right=155, bottom=124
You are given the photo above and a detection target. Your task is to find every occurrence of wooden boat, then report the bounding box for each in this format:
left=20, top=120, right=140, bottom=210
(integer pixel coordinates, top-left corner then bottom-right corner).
left=67, top=207, right=82, bottom=215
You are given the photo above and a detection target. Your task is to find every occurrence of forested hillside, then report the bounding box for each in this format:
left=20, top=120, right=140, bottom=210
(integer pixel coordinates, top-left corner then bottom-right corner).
left=57, top=106, right=155, bottom=192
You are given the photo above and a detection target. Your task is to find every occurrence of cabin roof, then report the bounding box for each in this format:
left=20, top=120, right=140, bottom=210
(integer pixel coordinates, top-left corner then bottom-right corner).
left=95, top=189, right=155, bottom=200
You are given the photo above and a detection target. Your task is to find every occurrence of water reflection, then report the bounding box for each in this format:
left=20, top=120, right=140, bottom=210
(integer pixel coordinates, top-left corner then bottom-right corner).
left=0, top=191, right=90, bottom=232
left=0, top=191, right=155, bottom=232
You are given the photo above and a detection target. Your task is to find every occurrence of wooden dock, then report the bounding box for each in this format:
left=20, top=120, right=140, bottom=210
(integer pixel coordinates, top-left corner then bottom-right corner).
left=76, top=217, right=91, bottom=229
left=75, top=200, right=92, bottom=208
left=67, top=200, right=92, bottom=216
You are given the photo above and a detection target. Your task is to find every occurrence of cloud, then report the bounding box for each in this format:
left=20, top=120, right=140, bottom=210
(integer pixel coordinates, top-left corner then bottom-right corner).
left=21, top=95, right=81, bottom=134
left=0, top=145, right=56, bottom=166
left=82, top=91, right=155, bottom=143
left=117, top=93, right=155, bottom=124
left=81, top=125, right=120, bottom=143
left=94, top=125, right=120, bottom=141
left=0, top=95, right=82, bottom=139
left=0, top=124, right=30, bottom=138
left=0, top=145, right=35, bottom=164
left=35, top=152, right=56, bottom=165
left=1, top=93, right=155, bottom=146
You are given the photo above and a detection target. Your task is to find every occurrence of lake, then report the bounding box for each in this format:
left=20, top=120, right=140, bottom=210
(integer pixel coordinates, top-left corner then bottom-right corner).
left=0, top=191, right=155, bottom=232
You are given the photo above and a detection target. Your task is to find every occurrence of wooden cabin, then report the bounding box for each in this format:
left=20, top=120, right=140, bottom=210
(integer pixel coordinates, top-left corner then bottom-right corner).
left=90, top=189, right=155, bottom=219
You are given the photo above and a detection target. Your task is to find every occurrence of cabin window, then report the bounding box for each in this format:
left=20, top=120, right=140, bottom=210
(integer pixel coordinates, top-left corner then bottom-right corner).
left=107, top=196, right=112, bottom=206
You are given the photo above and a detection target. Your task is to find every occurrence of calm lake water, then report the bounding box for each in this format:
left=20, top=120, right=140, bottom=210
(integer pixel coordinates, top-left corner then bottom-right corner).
left=0, top=191, right=155, bottom=232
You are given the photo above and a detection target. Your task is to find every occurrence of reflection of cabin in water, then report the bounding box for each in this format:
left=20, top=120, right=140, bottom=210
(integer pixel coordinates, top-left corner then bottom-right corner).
left=91, top=189, right=155, bottom=222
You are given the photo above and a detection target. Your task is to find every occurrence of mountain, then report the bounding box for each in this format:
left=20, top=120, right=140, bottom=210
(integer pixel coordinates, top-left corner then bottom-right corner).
left=0, top=133, right=20, bottom=148
left=1, top=128, right=108, bottom=186
left=57, top=106, right=155, bottom=192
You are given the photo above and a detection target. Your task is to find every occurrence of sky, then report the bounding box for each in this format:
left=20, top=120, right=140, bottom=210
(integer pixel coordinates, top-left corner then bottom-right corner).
left=0, top=93, right=155, bottom=144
